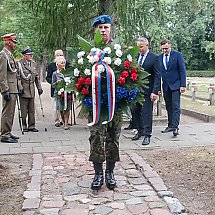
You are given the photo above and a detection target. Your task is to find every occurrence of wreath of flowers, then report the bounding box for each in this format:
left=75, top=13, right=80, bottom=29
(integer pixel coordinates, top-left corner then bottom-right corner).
left=62, top=31, right=149, bottom=124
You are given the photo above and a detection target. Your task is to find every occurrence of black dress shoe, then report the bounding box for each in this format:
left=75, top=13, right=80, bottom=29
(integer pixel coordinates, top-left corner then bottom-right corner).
left=142, top=136, right=150, bottom=145
left=91, top=172, right=104, bottom=190
left=10, top=135, right=19, bottom=140
left=105, top=170, right=116, bottom=190
left=124, top=124, right=134, bottom=130
left=1, top=137, right=18, bottom=143
left=173, top=128, right=179, bottom=136
left=28, top=128, right=39, bottom=132
left=131, top=132, right=143, bottom=141
left=23, top=128, right=28, bottom=132
left=161, top=127, right=174, bottom=133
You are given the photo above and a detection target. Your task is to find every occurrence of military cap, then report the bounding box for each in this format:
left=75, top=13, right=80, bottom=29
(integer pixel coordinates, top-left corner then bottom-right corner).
left=92, top=15, right=112, bottom=27
left=21, top=47, right=33, bottom=55
left=2, top=33, right=17, bottom=43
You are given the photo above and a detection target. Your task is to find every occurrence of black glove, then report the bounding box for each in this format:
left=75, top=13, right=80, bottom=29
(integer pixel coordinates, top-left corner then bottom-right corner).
left=18, top=89, right=24, bottom=97
left=2, top=91, right=11, bottom=102
left=38, top=89, right=43, bottom=95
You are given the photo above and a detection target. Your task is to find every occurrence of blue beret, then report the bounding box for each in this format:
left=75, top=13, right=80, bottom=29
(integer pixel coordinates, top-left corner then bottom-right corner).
left=92, top=15, right=112, bottom=27
left=22, top=47, right=33, bottom=55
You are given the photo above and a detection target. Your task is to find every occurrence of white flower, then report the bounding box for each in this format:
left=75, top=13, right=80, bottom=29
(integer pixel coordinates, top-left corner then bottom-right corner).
left=115, top=49, right=123, bottom=57
left=127, top=54, right=132, bottom=62
left=103, top=47, right=111, bottom=54
left=114, top=58, right=122, bottom=66
left=58, top=88, right=64, bottom=95
left=94, top=55, right=100, bottom=62
left=114, top=44, right=121, bottom=50
left=103, top=57, right=111, bottom=64
left=98, top=64, right=105, bottom=73
left=64, top=77, right=71, bottom=85
left=91, top=47, right=97, bottom=52
left=84, top=68, right=91, bottom=76
left=96, top=48, right=101, bottom=55
left=88, top=56, right=95, bottom=64
left=74, top=68, right=80, bottom=77
left=78, top=58, right=84, bottom=65
left=77, top=51, right=85, bottom=58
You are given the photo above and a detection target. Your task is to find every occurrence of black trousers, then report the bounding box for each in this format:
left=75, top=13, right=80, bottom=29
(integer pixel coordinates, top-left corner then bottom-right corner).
left=132, top=94, right=153, bottom=137
left=163, top=87, right=181, bottom=129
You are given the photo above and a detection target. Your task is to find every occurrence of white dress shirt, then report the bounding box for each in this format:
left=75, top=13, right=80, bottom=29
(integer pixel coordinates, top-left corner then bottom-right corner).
left=138, top=50, right=149, bottom=66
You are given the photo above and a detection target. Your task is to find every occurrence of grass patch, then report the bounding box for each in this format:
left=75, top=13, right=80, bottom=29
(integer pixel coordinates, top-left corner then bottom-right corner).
left=181, top=97, right=215, bottom=115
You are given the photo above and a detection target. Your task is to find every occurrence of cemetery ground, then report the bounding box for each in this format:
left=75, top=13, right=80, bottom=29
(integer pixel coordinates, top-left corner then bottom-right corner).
left=0, top=78, right=215, bottom=214
left=138, top=146, right=215, bottom=215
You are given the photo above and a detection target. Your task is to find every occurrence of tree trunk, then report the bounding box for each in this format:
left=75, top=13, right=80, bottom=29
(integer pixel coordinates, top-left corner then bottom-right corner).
left=98, top=0, right=113, bottom=14
left=37, top=50, right=48, bottom=82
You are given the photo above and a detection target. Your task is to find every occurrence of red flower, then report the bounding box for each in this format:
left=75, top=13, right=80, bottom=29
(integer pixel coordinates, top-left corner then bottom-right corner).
left=117, top=76, right=126, bottom=85
left=131, top=68, right=137, bottom=74
left=78, top=77, right=85, bottom=85
left=82, top=88, right=89, bottom=95
left=121, top=70, right=129, bottom=78
left=131, top=73, right=138, bottom=81
left=60, top=93, right=64, bottom=98
left=75, top=83, right=82, bottom=90
left=85, top=77, right=92, bottom=85
left=124, top=60, right=131, bottom=69
left=68, top=94, right=72, bottom=99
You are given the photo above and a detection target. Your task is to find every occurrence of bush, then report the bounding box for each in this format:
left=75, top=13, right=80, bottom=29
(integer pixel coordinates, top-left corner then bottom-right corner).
left=187, top=70, right=215, bottom=77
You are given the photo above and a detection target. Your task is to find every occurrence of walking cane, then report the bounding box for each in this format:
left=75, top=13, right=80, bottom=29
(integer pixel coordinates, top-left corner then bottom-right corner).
left=16, top=95, right=24, bottom=135
left=38, top=95, right=47, bottom=132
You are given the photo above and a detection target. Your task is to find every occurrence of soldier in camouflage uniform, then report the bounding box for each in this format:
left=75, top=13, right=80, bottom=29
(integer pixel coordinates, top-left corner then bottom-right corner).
left=0, top=33, right=23, bottom=143
left=89, top=15, right=122, bottom=191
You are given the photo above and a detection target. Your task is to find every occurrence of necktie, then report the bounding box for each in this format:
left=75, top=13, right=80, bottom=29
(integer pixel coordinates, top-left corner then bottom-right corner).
left=138, top=55, right=144, bottom=66
left=165, top=55, right=169, bottom=68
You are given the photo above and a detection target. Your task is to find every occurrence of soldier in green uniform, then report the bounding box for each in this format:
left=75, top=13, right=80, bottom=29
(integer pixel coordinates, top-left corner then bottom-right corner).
left=89, top=15, right=122, bottom=191
left=0, top=33, right=23, bottom=143
left=18, top=47, right=43, bottom=132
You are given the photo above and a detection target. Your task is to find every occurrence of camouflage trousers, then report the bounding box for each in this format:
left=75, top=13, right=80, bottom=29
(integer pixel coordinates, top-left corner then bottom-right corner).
left=89, top=112, right=122, bottom=163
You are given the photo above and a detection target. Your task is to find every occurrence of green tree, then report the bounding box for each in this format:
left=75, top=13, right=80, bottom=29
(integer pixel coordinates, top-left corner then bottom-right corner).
left=0, top=0, right=214, bottom=72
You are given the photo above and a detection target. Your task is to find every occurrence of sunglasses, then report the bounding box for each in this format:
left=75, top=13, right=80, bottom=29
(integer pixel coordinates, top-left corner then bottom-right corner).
left=161, top=48, right=169, bottom=50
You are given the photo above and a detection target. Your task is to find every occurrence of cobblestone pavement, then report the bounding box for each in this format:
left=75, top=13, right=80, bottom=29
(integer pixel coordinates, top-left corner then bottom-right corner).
left=22, top=152, right=185, bottom=215
left=1, top=83, right=214, bottom=214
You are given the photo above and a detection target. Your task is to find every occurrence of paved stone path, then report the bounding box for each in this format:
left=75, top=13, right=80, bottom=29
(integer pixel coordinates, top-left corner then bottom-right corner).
left=1, top=83, right=214, bottom=215
left=22, top=152, right=179, bottom=215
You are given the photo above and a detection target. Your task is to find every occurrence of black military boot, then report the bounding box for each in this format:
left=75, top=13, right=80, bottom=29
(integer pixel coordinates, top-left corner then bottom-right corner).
left=105, top=162, right=116, bottom=190
left=91, top=162, right=104, bottom=190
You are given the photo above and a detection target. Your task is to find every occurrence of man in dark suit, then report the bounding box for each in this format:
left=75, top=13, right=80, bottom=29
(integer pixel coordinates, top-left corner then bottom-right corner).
left=159, top=39, right=186, bottom=136
left=46, top=49, right=70, bottom=127
left=131, top=37, right=161, bottom=145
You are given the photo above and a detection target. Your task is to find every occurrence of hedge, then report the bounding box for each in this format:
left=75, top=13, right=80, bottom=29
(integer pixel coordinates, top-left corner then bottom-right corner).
left=186, top=70, right=215, bottom=77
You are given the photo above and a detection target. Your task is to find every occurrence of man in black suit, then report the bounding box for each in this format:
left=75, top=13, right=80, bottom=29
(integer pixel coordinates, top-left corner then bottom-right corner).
left=159, top=39, right=186, bottom=136
left=46, top=49, right=70, bottom=126
left=131, top=37, right=161, bottom=145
